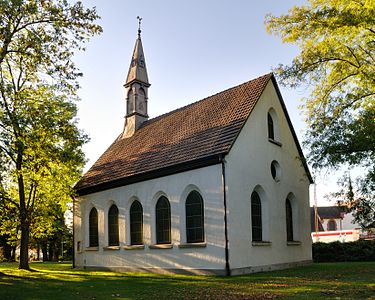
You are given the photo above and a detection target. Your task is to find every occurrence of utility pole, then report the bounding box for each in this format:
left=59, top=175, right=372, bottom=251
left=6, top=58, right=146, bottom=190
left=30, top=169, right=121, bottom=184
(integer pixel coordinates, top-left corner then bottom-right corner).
left=314, top=177, right=319, bottom=242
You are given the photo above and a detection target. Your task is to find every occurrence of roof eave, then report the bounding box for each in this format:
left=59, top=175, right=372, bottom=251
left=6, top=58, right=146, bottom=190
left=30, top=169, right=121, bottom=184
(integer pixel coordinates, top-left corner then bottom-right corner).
left=226, top=73, right=273, bottom=154
left=75, top=154, right=224, bottom=196
left=124, top=78, right=151, bottom=88
left=270, top=75, right=314, bottom=184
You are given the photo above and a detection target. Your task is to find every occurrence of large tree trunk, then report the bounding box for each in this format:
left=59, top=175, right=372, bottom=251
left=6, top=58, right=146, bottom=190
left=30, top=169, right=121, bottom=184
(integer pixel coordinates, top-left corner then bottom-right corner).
left=19, top=217, right=30, bottom=270
left=0, top=235, right=12, bottom=261
left=4, top=242, right=12, bottom=261
left=11, top=246, right=16, bottom=261
left=36, top=243, right=40, bottom=261
left=41, top=241, right=48, bottom=262
left=17, top=157, right=30, bottom=270
left=48, top=242, right=53, bottom=261
left=53, top=246, right=59, bottom=262
left=19, top=223, right=30, bottom=270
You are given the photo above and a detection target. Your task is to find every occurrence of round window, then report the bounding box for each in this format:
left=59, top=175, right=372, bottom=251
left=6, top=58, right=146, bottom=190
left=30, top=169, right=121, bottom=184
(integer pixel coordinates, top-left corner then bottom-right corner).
left=270, top=160, right=281, bottom=182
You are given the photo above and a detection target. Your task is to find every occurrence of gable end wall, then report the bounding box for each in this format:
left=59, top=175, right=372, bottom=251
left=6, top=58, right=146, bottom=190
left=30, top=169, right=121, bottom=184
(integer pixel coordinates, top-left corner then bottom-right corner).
left=225, top=80, right=312, bottom=271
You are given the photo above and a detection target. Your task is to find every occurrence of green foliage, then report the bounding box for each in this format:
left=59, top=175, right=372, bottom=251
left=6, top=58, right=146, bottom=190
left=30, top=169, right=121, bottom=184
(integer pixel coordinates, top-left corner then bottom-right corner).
left=0, top=0, right=102, bottom=269
left=332, top=174, right=375, bottom=229
left=265, top=0, right=375, bottom=109
left=0, top=0, right=102, bottom=88
left=0, top=234, right=15, bottom=261
left=265, top=0, right=375, bottom=228
left=313, top=240, right=375, bottom=262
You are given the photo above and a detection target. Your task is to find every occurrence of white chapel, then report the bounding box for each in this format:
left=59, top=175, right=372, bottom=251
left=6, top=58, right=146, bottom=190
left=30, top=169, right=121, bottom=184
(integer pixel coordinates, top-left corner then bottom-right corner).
left=73, top=24, right=313, bottom=275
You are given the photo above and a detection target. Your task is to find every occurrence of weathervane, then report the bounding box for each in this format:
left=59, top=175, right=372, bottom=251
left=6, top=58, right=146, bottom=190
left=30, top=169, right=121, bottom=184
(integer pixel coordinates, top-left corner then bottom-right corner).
left=137, top=16, right=142, bottom=37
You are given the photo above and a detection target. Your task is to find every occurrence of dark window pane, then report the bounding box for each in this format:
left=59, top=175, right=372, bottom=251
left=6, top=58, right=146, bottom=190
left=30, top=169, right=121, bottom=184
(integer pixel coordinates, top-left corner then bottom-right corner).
left=268, top=113, right=274, bottom=140
left=156, top=196, right=171, bottom=244
left=130, top=200, right=143, bottom=245
left=186, top=217, right=194, bottom=228
left=108, top=204, right=119, bottom=246
left=252, top=228, right=262, bottom=242
left=89, top=207, right=99, bottom=247
left=271, top=163, right=276, bottom=179
left=286, top=198, right=293, bottom=241
left=328, top=220, right=336, bottom=231
left=251, top=191, right=262, bottom=242
left=186, top=191, right=204, bottom=243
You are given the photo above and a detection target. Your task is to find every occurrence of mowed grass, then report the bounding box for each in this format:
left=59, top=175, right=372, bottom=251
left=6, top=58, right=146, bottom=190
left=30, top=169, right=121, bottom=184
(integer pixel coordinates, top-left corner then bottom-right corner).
left=0, top=262, right=374, bottom=299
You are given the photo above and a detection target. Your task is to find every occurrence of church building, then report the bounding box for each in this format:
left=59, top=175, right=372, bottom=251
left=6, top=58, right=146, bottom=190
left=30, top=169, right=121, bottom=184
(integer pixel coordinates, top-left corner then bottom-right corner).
left=73, top=24, right=313, bottom=275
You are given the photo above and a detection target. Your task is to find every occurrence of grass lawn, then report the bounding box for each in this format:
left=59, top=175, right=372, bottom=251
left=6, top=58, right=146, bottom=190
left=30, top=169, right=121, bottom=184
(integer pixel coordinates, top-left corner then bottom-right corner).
left=0, top=261, right=374, bottom=299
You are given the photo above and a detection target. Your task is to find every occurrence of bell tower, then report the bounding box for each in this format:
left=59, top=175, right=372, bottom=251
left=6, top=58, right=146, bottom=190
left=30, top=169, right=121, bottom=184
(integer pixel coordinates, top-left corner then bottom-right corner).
left=122, top=16, right=150, bottom=138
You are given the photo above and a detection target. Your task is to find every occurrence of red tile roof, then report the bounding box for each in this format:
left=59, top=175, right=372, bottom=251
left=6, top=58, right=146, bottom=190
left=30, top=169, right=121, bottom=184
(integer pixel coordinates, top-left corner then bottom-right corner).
left=316, top=206, right=344, bottom=219
left=310, top=206, right=345, bottom=232
left=75, top=73, right=311, bottom=196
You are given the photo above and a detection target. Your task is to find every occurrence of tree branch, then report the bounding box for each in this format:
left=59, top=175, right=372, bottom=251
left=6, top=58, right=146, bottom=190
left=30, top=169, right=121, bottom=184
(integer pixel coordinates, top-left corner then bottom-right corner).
left=344, top=46, right=361, bottom=68
left=341, top=92, right=375, bottom=112
left=26, top=183, right=34, bottom=210
left=0, top=145, right=16, bottom=164
left=6, top=59, right=17, bottom=91
left=357, top=44, right=375, bottom=64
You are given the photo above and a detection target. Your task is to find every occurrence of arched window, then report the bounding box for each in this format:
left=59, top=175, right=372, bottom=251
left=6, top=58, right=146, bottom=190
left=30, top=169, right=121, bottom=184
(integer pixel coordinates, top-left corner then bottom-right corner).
left=286, top=198, right=293, bottom=241
left=186, top=191, right=204, bottom=243
left=108, top=204, right=119, bottom=246
left=130, top=200, right=143, bottom=245
left=137, top=88, right=146, bottom=114
left=251, top=191, right=262, bottom=242
left=156, top=196, right=171, bottom=244
left=127, top=90, right=134, bottom=114
left=327, top=220, right=337, bottom=231
left=89, top=207, right=99, bottom=247
left=267, top=112, right=274, bottom=140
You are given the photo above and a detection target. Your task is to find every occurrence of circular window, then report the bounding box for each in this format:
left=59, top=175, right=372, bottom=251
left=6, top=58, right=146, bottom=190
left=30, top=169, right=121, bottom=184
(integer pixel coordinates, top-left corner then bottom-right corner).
left=270, top=160, right=281, bottom=182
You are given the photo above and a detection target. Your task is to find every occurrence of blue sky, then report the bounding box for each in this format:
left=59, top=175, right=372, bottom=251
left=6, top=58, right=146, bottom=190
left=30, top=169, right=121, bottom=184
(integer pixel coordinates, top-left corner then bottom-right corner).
left=75, top=0, right=337, bottom=205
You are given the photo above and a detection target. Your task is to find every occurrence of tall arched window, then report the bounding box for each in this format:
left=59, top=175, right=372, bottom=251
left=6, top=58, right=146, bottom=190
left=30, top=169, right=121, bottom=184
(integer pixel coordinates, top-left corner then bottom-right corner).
left=186, top=191, right=204, bottom=243
left=251, top=191, right=262, bottom=242
left=156, top=196, right=171, bottom=244
left=137, top=88, right=146, bottom=114
left=108, top=204, right=119, bottom=246
left=285, top=198, right=293, bottom=241
left=127, top=90, right=134, bottom=114
left=130, top=200, right=143, bottom=245
left=267, top=112, right=274, bottom=140
left=89, top=207, right=99, bottom=247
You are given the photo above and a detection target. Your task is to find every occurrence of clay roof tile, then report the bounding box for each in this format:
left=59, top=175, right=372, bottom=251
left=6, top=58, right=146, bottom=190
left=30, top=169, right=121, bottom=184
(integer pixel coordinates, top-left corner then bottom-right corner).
left=75, top=73, right=274, bottom=195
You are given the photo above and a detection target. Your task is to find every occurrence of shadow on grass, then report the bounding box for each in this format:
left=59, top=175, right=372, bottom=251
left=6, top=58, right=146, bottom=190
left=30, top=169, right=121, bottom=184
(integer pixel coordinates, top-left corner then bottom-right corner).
left=0, top=271, right=39, bottom=281
left=0, top=265, right=280, bottom=300
left=0, top=262, right=374, bottom=299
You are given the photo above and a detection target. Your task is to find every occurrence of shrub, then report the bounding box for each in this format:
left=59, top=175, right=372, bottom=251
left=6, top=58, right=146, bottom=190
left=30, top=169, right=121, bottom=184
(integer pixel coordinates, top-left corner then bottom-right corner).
left=313, top=240, right=375, bottom=262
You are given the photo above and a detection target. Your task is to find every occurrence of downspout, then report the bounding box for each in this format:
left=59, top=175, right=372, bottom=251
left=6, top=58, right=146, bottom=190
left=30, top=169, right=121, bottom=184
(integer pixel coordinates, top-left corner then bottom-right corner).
left=220, top=155, right=230, bottom=276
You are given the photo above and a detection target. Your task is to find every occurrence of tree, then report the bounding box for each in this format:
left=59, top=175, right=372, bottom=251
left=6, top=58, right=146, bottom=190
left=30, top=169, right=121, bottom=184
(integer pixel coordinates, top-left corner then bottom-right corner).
left=333, top=174, right=375, bottom=230
left=0, top=193, right=18, bottom=261
left=31, top=178, right=75, bottom=261
left=265, top=0, right=375, bottom=227
left=0, top=158, right=18, bottom=261
left=0, top=83, right=89, bottom=268
left=0, top=0, right=101, bottom=270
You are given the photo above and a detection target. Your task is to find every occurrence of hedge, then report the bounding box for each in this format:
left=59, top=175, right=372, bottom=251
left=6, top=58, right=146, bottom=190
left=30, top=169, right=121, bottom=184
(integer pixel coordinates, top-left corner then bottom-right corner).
left=313, top=240, right=375, bottom=262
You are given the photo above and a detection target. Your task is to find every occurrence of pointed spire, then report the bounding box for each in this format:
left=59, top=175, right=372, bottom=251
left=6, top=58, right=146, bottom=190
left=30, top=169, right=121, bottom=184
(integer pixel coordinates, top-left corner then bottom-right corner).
left=125, top=16, right=150, bottom=87
left=137, top=16, right=142, bottom=37
left=122, top=17, right=150, bottom=139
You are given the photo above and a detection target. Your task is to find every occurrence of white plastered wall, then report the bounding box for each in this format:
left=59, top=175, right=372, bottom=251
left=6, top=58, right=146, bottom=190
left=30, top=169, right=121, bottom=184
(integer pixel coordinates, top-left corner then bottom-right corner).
left=225, top=80, right=312, bottom=271
left=74, top=164, right=226, bottom=273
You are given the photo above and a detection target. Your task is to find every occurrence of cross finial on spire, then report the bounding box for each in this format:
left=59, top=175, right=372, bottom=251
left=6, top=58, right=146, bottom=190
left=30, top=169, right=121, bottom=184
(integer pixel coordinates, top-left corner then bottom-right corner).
left=137, top=16, right=142, bottom=37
